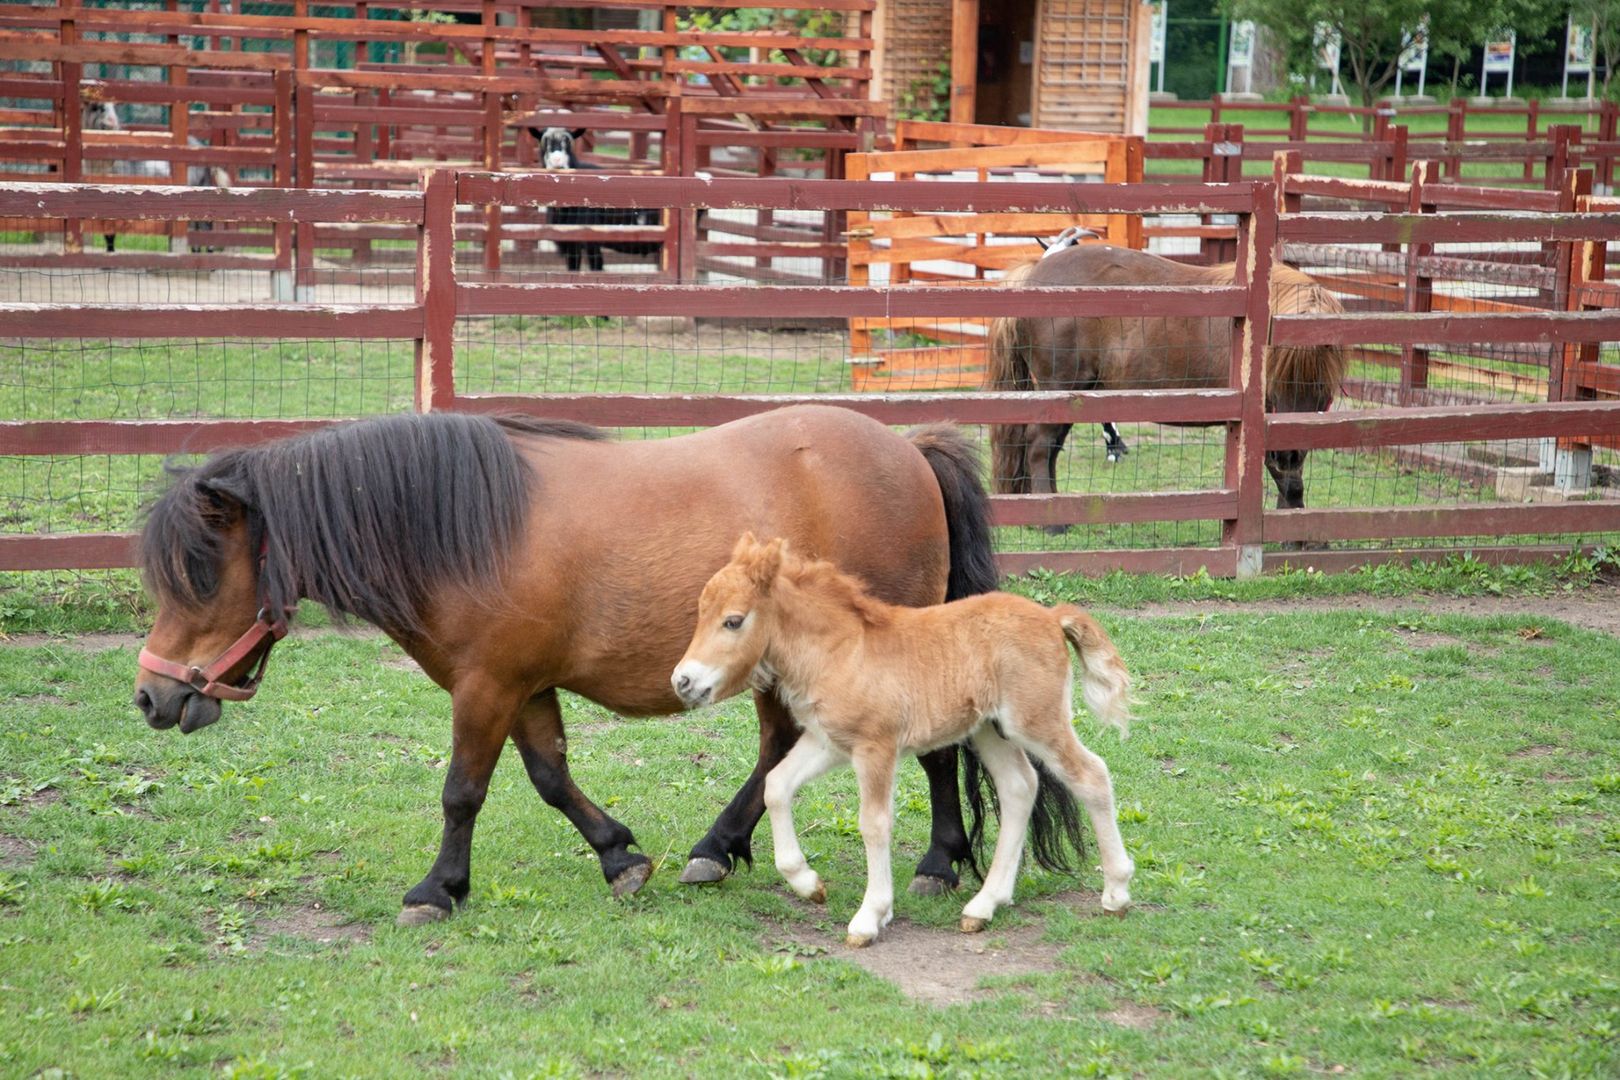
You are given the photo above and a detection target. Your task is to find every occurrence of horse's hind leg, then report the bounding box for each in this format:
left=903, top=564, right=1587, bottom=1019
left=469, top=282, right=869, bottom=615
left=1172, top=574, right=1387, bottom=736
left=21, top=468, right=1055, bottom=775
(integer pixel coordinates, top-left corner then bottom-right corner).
left=104, top=233, right=115, bottom=253
left=681, top=686, right=801, bottom=884
left=846, top=745, right=899, bottom=947
left=762, top=733, right=841, bottom=903
left=1012, top=716, right=1133, bottom=914
left=1101, top=422, right=1129, bottom=462
left=959, top=725, right=1038, bottom=933
left=510, top=690, right=651, bottom=898
left=399, top=677, right=523, bottom=926
left=1029, top=423, right=1072, bottom=535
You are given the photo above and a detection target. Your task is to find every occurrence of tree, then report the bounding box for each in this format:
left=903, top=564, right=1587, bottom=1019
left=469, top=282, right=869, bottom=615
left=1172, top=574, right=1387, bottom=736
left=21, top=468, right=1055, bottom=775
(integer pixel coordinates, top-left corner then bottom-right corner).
left=1226, top=0, right=1561, bottom=114
left=1573, top=0, right=1620, bottom=96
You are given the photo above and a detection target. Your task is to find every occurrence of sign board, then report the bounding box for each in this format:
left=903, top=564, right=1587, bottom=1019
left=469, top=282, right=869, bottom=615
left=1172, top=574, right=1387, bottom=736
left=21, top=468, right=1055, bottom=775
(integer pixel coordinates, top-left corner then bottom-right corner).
left=1399, top=18, right=1428, bottom=73
left=1482, top=33, right=1515, bottom=74
left=1225, top=19, right=1255, bottom=95
left=1149, top=2, right=1167, bottom=65
left=1564, top=16, right=1596, bottom=98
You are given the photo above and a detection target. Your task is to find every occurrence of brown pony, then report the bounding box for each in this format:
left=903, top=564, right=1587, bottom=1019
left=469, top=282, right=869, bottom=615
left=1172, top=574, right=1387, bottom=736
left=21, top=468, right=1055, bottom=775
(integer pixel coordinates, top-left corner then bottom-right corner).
left=987, top=244, right=1346, bottom=511
left=133, top=406, right=998, bottom=925
left=673, top=533, right=1133, bottom=946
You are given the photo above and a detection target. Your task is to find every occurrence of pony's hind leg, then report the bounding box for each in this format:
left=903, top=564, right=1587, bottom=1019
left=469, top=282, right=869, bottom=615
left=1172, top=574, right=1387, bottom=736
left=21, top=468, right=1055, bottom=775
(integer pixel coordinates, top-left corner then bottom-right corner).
left=510, top=690, right=651, bottom=898
left=846, top=745, right=900, bottom=947
left=1101, top=422, right=1129, bottom=462
left=909, top=745, right=972, bottom=896
left=399, top=677, right=524, bottom=926
left=1015, top=720, right=1133, bottom=915
left=762, top=734, right=842, bottom=903
left=959, top=725, right=1037, bottom=932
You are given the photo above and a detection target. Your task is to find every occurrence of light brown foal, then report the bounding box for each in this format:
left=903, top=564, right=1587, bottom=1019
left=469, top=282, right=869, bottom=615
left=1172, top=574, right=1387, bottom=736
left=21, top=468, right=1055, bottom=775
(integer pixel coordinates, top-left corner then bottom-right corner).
left=673, top=534, right=1134, bottom=947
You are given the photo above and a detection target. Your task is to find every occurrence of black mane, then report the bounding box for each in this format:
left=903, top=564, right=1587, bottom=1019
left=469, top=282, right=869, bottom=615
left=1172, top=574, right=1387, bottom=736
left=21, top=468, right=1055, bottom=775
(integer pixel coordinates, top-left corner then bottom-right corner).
left=139, top=412, right=606, bottom=640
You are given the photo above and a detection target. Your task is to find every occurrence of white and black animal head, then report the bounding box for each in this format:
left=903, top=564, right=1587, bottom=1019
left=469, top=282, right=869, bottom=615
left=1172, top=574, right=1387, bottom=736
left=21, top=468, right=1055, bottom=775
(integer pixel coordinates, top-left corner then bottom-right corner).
left=532, top=127, right=588, bottom=171
left=82, top=97, right=120, bottom=132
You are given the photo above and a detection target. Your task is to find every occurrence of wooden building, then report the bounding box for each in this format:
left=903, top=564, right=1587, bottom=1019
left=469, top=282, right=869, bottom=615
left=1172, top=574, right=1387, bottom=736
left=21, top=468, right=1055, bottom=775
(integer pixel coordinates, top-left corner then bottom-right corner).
left=872, top=0, right=1152, bottom=135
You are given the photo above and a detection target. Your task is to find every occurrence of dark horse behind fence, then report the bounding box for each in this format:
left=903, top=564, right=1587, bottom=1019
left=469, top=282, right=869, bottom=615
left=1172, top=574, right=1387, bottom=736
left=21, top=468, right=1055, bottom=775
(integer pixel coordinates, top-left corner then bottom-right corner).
left=133, top=406, right=998, bottom=925
left=987, top=244, right=1346, bottom=512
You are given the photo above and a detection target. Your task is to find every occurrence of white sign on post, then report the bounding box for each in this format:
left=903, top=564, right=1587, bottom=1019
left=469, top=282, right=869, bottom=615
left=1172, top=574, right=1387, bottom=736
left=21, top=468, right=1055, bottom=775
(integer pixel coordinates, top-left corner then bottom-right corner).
left=1225, top=20, right=1256, bottom=95
left=1150, top=1, right=1168, bottom=94
left=1564, top=16, right=1596, bottom=98
left=1394, top=17, right=1428, bottom=98
left=1480, top=31, right=1516, bottom=98
left=1313, top=22, right=1343, bottom=98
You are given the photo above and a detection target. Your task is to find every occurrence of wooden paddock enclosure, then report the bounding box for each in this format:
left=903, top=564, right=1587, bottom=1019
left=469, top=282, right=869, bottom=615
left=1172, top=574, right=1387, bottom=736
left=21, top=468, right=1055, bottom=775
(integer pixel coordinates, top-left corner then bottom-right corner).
left=0, top=0, right=881, bottom=285
left=2, top=172, right=1619, bottom=578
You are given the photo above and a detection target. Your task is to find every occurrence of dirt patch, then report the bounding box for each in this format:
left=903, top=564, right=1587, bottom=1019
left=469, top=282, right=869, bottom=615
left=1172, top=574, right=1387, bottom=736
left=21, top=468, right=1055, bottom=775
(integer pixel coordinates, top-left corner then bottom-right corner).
left=0, top=835, right=34, bottom=869
left=0, top=631, right=143, bottom=652
left=1393, top=629, right=1467, bottom=650
left=1126, top=585, right=1620, bottom=638
left=256, top=903, right=372, bottom=948
left=769, top=890, right=1121, bottom=1008
left=1512, top=745, right=1560, bottom=758
left=1100, top=999, right=1167, bottom=1029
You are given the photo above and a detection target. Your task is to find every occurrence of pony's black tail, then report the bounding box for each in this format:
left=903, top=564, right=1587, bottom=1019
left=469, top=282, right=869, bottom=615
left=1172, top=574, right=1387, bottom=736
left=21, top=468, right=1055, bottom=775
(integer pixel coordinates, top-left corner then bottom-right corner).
left=906, top=424, right=998, bottom=603
left=963, top=748, right=1087, bottom=876
left=907, top=423, right=1000, bottom=880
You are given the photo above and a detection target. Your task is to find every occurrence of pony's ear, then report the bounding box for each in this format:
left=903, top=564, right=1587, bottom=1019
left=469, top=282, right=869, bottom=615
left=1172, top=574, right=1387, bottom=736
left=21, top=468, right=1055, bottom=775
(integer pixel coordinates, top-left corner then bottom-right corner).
left=749, top=537, right=784, bottom=592
left=196, top=474, right=251, bottom=520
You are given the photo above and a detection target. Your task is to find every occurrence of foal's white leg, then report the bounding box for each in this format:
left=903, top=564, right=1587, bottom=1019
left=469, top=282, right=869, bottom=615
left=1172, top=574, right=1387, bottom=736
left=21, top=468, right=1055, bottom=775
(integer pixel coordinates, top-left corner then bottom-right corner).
left=960, top=726, right=1038, bottom=933
left=845, top=748, right=898, bottom=948
left=763, top=734, right=842, bottom=903
left=1020, top=724, right=1134, bottom=914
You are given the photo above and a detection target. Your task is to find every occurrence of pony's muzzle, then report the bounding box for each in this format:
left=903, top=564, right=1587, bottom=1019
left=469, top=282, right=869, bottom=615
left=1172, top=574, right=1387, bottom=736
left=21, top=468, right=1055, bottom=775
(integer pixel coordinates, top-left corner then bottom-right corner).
left=670, top=663, right=714, bottom=709
left=134, top=679, right=222, bottom=734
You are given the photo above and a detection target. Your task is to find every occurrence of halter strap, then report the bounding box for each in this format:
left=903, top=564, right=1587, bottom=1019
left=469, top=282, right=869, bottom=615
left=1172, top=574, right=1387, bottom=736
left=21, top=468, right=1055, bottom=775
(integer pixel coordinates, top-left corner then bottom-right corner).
left=137, top=606, right=291, bottom=702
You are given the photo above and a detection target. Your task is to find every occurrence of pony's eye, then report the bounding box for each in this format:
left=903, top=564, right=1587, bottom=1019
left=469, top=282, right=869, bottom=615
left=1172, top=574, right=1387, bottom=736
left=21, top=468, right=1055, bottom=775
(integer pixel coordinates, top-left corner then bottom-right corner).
left=722, top=614, right=745, bottom=631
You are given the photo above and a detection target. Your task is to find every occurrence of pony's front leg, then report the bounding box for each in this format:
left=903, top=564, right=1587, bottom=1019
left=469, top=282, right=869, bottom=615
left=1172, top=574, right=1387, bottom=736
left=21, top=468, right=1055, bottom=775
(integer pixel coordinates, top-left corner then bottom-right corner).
left=510, top=690, right=651, bottom=897
left=762, top=734, right=841, bottom=903
left=960, top=727, right=1037, bottom=933
left=399, top=679, right=525, bottom=926
left=681, top=686, right=800, bottom=884
left=846, top=747, right=898, bottom=948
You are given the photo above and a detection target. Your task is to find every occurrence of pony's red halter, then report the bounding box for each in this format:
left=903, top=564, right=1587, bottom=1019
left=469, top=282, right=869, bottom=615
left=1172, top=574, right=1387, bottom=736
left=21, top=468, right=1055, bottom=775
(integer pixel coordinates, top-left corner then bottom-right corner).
left=137, top=605, right=291, bottom=702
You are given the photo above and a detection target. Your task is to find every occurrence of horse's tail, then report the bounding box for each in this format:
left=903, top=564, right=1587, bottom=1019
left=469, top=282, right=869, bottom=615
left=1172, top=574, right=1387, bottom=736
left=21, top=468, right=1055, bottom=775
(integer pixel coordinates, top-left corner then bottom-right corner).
left=908, top=423, right=999, bottom=881
left=1267, top=273, right=1348, bottom=413
left=906, top=424, right=998, bottom=605
left=986, top=261, right=1037, bottom=495
left=1056, top=606, right=1131, bottom=736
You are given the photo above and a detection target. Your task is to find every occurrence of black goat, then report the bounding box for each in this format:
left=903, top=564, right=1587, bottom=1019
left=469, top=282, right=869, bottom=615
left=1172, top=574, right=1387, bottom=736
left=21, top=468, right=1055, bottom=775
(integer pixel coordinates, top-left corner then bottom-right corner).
left=531, top=126, right=662, bottom=272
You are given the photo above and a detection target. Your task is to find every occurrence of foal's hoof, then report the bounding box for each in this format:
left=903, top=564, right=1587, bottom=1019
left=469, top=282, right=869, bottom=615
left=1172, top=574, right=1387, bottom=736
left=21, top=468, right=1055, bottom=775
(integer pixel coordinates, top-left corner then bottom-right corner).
left=1101, top=905, right=1130, bottom=919
left=845, top=933, right=876, bottom=949
left=960, top=916, right=989, bottom=934
left=396, top=903, right=450, bottom=928
left=678, top=857, right=729, bottom=886
left=611, top=860, right=653, bottom=898
left=807, top=882, right=826, bottom=905
left=907, top=874, right=955, bottom=897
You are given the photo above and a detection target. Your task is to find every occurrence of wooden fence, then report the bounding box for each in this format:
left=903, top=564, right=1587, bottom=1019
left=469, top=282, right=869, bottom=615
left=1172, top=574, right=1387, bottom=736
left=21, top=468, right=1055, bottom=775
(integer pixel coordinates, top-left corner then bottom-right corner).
left=0, top=1, right=882, bottom=283
left=3, top=174, right=1620, bottom=578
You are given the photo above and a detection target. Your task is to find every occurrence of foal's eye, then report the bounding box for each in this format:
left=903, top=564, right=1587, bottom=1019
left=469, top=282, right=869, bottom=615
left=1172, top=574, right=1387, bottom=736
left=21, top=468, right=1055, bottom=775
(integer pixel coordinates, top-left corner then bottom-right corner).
left=722, top=614, right=745, bottom=631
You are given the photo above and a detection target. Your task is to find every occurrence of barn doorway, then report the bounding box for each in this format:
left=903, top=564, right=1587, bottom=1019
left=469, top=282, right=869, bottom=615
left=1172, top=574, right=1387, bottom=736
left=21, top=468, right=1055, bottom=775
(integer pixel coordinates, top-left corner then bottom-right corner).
left=974, top=0, right=1039, bottom=126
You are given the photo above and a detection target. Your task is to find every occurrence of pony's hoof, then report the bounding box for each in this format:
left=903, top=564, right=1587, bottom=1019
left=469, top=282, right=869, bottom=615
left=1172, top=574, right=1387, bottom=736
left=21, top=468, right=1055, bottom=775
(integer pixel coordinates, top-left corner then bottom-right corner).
left=907, top=874, right=955, bottom=897
left=960, top=916, right=989, bottom=934
left=845, top=932, right=876, bottom=949
left=396, top=903, right=450, bottom=928
left=611, top=860, right=652, bottom=898
left=678, top=857, right=729, bottom=885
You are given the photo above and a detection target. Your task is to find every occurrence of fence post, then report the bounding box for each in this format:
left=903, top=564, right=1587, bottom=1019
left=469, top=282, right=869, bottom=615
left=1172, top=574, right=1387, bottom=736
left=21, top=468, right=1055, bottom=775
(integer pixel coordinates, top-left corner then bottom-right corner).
left=480, top=0, right=502, bottom=277
left=1289, top=95, right=1309, bottom=141
left=1272, top=149, right=1302, bottom=215
left=272, top=69, right=295, bottom=300
left=1600, top=101, right=1617, bottom=192
left=1202, top=122, right=1240, bottom=264
left=1226, top=185, right=1275, bottom=577
left=1400, top=160, right=1436, bottom=395
left=1549, top=168, right=1595, bottom=491
left=415, top=169, right=457, bottom=413
left=1445, top=98, right=1465, bottom=181
left=60, top=0, right=82, bottom=253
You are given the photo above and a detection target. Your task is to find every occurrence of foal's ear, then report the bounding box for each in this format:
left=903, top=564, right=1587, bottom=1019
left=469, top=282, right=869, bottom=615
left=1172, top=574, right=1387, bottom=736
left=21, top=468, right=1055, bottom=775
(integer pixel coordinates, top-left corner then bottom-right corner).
left=731, top=530, right=760, bottom=560
left=749, top=537, right=784, bottom=592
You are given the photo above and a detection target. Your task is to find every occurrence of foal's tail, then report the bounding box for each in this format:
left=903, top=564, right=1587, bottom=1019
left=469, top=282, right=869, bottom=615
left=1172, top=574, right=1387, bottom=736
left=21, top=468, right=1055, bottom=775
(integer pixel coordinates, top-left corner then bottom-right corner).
left=1057, top=606, right=1132, bottom=737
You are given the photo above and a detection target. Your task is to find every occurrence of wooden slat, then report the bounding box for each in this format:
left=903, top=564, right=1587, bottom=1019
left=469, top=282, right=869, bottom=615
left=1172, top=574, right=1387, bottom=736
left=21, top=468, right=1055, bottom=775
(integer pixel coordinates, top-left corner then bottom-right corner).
left=458, top=283, right=1247, bottom=319
left=0, top=304, right=422, bottom=339
left=1266, top=400, right=1620, bottom=450
left=0, top=183, right=424, bottom=223
left=997, top=547, right=1238, bottom=578
left=452, top=389, right=1242, bottom=427
left=1281, top=212, right=1620, bottom=245
left=0, top=533, right=137, bottom=572
left=0, top=419, right=340, bottom=456
left=991, top=490, right=1238, bottom=527
left=1273, top=311, right=1620, bottom=347
left=1267, top=502, right=1620, bottom=544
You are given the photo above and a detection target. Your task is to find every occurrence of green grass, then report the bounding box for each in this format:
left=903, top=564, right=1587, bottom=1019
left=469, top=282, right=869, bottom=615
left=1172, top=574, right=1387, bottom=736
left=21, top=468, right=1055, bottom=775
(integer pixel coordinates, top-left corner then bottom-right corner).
left=1, top=605, right=1616, bottom=1077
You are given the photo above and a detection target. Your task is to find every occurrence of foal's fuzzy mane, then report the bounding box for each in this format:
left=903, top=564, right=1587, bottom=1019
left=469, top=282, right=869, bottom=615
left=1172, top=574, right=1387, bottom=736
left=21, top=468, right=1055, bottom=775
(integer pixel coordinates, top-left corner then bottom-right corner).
left=775, top=551, right=894, bottom=628
left=139, top=413, right=606, bottom=641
